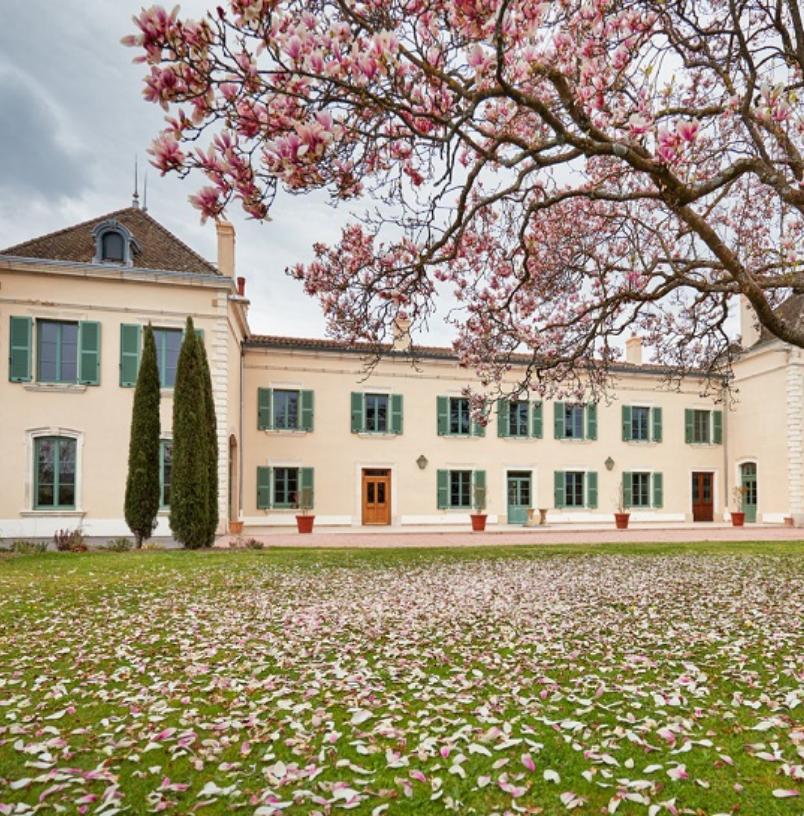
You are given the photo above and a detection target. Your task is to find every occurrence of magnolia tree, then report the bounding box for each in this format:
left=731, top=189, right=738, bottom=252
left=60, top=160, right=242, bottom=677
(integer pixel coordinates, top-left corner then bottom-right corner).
left=126, top=0, right=804, bottom=399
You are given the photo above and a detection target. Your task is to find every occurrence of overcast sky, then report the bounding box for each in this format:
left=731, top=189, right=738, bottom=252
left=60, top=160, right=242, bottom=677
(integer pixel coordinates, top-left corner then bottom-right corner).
left=0, top=2, right=455, bottom=343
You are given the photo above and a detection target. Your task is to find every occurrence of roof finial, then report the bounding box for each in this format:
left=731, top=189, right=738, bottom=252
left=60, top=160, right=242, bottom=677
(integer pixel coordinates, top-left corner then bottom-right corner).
left=133, top=155, right=140, bottom=209
left=142, top=166, right=148, bottom=213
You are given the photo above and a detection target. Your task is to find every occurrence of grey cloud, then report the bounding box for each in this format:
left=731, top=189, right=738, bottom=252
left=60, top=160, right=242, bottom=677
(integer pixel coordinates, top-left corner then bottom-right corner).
left=0, top=73, right=89, bottom=200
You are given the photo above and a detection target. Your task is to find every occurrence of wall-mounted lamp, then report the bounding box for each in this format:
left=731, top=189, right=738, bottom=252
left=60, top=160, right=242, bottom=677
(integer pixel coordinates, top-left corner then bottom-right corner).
left=605, top=456, right=615, bottom=471
left=416, top=455, right=429, bottom=470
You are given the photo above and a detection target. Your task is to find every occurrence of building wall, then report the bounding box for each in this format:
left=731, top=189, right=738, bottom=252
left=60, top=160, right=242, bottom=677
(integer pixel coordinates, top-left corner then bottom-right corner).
left=0, top=258, right=242, bottom=538
left=728, top=343, right=798, bottom=522
left=242, top=343, right=726, bottom=528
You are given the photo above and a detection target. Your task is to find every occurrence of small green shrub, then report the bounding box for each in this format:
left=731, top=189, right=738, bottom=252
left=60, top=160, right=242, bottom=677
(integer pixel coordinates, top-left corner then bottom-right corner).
left=244, top=538, right=265, bottom=550
left=104, top=537, right=134, bottom=552
left=11, top=540, right=48, bottom=554
left=142, top=541, right=164, bottom=551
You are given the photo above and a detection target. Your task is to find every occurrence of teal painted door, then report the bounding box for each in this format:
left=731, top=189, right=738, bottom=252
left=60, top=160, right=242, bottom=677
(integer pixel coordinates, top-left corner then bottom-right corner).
left=507, top=471, right=532, bottom=524
left=741, top=462, right=758, bottom=523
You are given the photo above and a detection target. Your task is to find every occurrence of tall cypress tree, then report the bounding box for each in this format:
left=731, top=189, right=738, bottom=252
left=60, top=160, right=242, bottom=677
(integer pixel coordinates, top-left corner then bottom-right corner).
left=198, top=339, right=219, bottom=547
left=124, top=323, right=161, bottom=548
left=169, top=318, right=209, bottom=548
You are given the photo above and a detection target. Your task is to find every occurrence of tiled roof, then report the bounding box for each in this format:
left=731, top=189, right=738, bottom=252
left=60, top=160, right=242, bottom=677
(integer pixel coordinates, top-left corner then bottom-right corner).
left=0, top=207, right=219, bottom=276
left=246, top=334, right=676, bottom=373
left=756, top=294, right=804, bottom=346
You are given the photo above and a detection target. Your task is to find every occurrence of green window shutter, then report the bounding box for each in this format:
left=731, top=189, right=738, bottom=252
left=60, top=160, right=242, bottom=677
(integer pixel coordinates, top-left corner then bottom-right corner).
left=472, top=417, right=486, bottom=437
left=554, top=471, right=566, bottom=508
left=587, top=471, right=598, bottom=509
left=437, top=396, right=449, bottom=435
left=9, top=316, right=32, bottom=382
left=497, top=399, right=510, bottom=438
left=622, top=405, right=632, bottom=441
left=713, top=410, right=723, bottom=444
left=653, top=472, right=664, bottom=508
left=78, top=321, right=101, bottom=385
left=437, top=470, right=449, bottom=509
left=473, top=469, right=487, bottom=510
left=300, top=467, right=315, bottom=509
left=257, top=466, right=272, bottom=509
left=120, top=324, right=141, bottom=387
left=532, top=402, right=543, bottom=438
left=195, top=328, right=205, bottom=344
left=351, top=392, right=364, bottom=433
left=652, top=406, right=663, bottom=443
left=390, top=394, right=403, bottom=435
left=586, top=404, right=598, bottom=441
left=301, top=390, right=314, bottom=432
left=257, top=388, right=273, bottom=430
left=684, top=408, right=694, bottom=443
left=622, top=472, right=633, bottom=508
left=554, top=402, right=565, bottom=439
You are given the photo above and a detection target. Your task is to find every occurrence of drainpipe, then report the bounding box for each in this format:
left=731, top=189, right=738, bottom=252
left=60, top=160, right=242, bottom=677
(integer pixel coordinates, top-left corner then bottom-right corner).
left=723, top=390, right=729, bottom=522
left=239, top=342, right=245, bottom=521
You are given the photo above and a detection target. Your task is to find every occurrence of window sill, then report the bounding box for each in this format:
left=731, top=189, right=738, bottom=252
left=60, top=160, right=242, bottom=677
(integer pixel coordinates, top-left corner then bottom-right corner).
left=23, top=383, right=87, bottom=394
left=263, top=429, right=309, bottom=436
left=356, top=431, right=400, bottom=438
left=557, top=438, right=594, bottom=443
left=21, top=509, right=84, bottom=517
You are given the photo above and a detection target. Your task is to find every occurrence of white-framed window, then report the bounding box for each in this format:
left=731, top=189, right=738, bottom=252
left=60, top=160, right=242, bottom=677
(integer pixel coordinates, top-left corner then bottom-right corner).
left=26, top=428, right=83, bottom=512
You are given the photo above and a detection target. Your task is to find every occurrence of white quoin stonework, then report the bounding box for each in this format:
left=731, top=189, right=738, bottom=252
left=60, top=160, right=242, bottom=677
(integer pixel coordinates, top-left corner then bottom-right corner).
left=786, top=349, right=804, bottom=515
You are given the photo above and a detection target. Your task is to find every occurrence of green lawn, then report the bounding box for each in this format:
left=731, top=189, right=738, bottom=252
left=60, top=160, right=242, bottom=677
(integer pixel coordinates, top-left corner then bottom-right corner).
left=2, top=542, right=804, bottom=815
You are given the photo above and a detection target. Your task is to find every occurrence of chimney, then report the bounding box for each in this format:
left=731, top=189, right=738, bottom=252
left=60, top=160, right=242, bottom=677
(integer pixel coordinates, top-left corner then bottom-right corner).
left=392, top=316, right=411, bottom=351
left=740, top=295, right=760, bottom=348
left=625, top=335, right=642, bottom=365
left=216, top=220, right=236, bottom=278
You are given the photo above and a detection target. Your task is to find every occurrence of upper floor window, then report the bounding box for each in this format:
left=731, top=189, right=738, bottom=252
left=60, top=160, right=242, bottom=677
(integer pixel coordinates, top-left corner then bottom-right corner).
left=685, top=409, right=723, bottom=445
left=153, top=328, right=182, bottom=389
left=92, top=219, right=140, bottom=266
left=437, top=396, right=485, bottom=437
left=257, top=388, right=314, bottom=431
left=498, top=399, right=543, bottom=439
left=553, top=402, right=597, bottom=441
left=351, top=392, right=402, bottom=434
left=34, top=436, right=77, bottom=510
left=622, top=405, right=662, bottom=443
left=8, top=316, right=100, bottom=386
left=120, top=323, right=203, bottom=389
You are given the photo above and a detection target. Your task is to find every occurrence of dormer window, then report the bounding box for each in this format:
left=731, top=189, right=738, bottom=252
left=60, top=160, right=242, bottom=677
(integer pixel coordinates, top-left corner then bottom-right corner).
left=92, top=219, right=140, bottom=266
left=101, top=231, right=125, bottom=262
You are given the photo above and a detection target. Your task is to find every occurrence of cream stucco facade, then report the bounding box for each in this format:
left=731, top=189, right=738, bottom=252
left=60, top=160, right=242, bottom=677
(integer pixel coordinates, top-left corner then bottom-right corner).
left=0, top=210, right=798, bottom=538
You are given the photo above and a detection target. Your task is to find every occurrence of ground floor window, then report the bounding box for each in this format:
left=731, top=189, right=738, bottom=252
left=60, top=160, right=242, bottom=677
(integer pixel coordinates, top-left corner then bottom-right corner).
left=554, top=470, right=598, bottom=509
left=160, top=441, right=172, bottom=508
left=450, top=470, right=472, bottom=509
left=273, top=466, right=299, bottom=508
left=34, top=436, right=76, bottom=509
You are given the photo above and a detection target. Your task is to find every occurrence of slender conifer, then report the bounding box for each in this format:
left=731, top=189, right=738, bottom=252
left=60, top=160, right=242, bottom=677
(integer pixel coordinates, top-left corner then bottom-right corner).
left=124, top=323, right=161, bottom=548
left=169, top=318, right=209, bottom=548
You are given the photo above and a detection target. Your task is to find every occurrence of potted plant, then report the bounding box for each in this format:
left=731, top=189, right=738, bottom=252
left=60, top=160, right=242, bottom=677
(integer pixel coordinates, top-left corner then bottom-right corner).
left=614, top=481, right=630, bottom=530
left=229, top=520, right=244, bottom=535
left=471, top=484, right=488, bottom=532
left=731, top=486, right=747, bottom=527
left=294, top=485, right=315, bottom=534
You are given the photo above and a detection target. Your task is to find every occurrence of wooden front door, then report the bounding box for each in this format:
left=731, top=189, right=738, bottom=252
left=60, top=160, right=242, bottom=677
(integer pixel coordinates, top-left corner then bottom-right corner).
left=692, top=472, right=714, bottom=522
left=362, top=469, right=391, bottom=525
left=507, top=471, right=532, bottom=525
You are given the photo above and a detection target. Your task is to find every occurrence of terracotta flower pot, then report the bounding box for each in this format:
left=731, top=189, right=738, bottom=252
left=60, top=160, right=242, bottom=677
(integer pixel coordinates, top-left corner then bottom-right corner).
left=229, top=520, right=244, bottom=535
left=296, top=515, right=315, bottom=534
left=470, top=514, right=487, bottom=532
left=731, top=511, right=746, bottom=527
left=614, top=512, right=630, bottom=530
